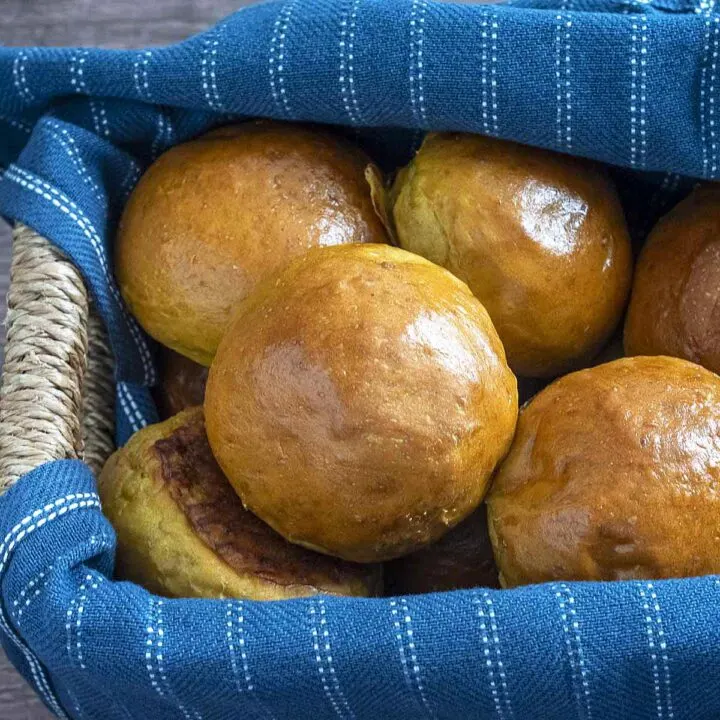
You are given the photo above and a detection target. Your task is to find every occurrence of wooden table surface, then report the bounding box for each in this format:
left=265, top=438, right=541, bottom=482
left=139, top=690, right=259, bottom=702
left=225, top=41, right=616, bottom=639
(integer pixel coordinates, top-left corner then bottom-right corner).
left=0, top=3, right=252, bottom=716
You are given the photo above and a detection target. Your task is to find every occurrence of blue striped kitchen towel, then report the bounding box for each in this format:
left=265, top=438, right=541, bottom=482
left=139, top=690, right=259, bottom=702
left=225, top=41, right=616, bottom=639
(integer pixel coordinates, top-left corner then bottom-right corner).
left=0, top=0, right=718, bottom=717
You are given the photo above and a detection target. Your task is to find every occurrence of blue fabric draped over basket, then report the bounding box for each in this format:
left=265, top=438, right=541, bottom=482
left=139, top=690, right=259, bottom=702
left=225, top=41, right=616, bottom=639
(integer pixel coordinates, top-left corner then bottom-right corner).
left=0, top=0, right=718, bottom=717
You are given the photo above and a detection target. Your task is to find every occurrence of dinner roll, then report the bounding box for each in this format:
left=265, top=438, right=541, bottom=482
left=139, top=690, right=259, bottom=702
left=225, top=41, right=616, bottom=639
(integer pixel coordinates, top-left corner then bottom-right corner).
left=205, top=244, right=518, bottom=563
left=392, top=133, right=632, bottom=378
left=116, top=120, right=389, bottom=366
left=487, top=356, right=720, bottom=587
left=625, top=184, right=720, bottom=374
left=99, top=408, right=380, bottom=600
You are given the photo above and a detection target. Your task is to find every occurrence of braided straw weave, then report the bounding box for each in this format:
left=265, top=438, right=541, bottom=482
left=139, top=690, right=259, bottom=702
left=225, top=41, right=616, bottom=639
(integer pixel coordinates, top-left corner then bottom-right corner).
left=0, top=224, right=115, bottom=493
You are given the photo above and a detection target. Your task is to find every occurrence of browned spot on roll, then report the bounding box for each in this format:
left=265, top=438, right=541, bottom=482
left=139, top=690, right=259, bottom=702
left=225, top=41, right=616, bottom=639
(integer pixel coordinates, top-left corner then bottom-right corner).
left=153, top=409, right=377, bottom=590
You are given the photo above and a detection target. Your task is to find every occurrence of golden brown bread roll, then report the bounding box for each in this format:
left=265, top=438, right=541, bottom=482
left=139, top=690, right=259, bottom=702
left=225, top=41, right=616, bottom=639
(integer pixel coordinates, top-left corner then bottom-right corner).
left=98, top=408, right=380, bottom=600
left=205, top=244, right=518, bottom=563
left=391, top=133, right=633, bottom=378
left=116, top=120, right=389, bottom=366
left=153, top=349, right=209, bottom=420
left=487, top=356, right=720, bottom=587
left=625, top=185, right=720, bottom=374
left=384, top=507, right=499, bottom=595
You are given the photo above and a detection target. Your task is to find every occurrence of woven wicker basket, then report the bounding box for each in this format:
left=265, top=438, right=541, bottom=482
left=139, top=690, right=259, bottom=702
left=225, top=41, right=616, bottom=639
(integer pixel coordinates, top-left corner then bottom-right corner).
left=0, top=224, right=115, bottom=495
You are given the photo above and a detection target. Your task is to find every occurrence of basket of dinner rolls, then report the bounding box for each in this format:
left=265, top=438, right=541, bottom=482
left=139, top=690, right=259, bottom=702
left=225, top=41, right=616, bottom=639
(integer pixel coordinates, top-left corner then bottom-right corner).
left=93, top=119, right=720, bottom=602
left=1, top=1, right=719, bottom=717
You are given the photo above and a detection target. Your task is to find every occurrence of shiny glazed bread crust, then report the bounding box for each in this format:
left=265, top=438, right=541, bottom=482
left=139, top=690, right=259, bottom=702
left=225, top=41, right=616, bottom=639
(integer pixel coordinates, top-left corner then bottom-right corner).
left=98, top=407, right=380, bottom=600
left=392, top=133, right=633, bottom=378
left=116, top=120, right=389, bottom=366
left=488, top=356, right=720, bottom=587
left=625, top=184, right=720, bottom=374
left=205, top=243, right=518, bottom=563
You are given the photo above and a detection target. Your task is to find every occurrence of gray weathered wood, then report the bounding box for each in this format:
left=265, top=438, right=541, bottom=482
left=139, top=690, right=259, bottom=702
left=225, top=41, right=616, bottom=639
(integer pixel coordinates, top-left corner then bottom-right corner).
left=0, top=4, right=255, bottom=717
left=1, top=0, right=246, bottom=48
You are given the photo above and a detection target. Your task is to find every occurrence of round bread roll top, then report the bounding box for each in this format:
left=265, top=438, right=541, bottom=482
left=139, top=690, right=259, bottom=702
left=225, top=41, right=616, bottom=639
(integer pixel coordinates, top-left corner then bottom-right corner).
left=153, top=349, right=209, bottom=420
left=487, top=356, right=720, bottom=588
left=391, top=133, right=633, bottom=378
left=99, top=408, right=380, bottom=600
left=116, top=120, right=389, bottom=366
left=625, top=184, right=720, bottom=374
left=205, top=243, right=518, bottom=563
left=384, top=507, right=499, bottom=595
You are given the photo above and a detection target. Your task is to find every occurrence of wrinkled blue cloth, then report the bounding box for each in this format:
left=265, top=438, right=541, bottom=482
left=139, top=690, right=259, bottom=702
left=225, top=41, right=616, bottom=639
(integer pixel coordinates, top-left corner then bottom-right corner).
left=0, top=0, right=718, bottom=717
